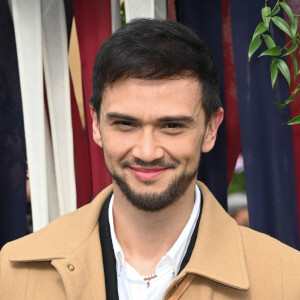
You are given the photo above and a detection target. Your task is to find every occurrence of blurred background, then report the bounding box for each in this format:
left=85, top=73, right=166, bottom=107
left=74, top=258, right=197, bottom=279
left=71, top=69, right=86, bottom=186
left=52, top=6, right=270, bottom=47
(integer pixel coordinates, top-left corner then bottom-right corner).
left=1, top=0, right=300, bottom=250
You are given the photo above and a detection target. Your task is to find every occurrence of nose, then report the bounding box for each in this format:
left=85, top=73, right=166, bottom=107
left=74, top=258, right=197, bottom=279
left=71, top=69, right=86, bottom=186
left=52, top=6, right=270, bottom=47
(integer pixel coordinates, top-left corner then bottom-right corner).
left=132, top=128, right=164, bottom=163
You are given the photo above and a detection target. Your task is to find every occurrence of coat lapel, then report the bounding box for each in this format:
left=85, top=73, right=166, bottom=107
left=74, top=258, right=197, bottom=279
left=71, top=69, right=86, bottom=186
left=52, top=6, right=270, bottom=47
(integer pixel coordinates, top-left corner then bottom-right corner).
left=9, top=185, right=114, bottom=299
left=183, top=182, right=249, bottom=290
left=50, top=225, right=106, bottom=300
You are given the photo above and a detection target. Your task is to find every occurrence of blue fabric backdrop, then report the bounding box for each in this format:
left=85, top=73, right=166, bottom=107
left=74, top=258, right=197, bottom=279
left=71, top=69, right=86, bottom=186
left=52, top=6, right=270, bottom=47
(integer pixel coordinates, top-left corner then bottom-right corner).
left=175, top=0, right=299, bottom=249
left=175, top=0, right=228, bottom=211
left=230, top=0, right=299, bottom=249
left=0, top=0, right=27, bottom=249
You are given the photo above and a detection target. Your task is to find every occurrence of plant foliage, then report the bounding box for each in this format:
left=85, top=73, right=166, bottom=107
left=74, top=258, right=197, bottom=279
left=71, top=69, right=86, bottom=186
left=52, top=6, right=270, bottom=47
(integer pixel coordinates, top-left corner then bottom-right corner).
left=248, top=0, right=300, bottom=125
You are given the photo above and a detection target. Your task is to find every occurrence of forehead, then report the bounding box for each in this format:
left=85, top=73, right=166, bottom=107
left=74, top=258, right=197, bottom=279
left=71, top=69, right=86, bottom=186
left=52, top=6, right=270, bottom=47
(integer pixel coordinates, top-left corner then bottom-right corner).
left=101, top=77, right=202, bottom=117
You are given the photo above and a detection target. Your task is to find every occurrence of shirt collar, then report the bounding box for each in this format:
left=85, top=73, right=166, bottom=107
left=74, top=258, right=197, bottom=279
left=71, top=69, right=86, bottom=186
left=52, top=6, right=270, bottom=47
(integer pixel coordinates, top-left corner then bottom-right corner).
left=108, top=193, right=125, bottom=271
left=163, top=185, right=201, bottom=274
left=108, top=185, right=201, bottom=274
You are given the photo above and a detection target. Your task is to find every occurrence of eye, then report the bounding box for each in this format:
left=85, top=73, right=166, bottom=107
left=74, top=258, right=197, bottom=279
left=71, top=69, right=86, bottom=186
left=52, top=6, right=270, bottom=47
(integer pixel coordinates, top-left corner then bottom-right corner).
left=116, top=120, right=134, bottom=126
left=113, top=120, right=137, bottom=131
left=163, top=123, right=183, bottom=129
left=161, top=123, right=186, bottom=134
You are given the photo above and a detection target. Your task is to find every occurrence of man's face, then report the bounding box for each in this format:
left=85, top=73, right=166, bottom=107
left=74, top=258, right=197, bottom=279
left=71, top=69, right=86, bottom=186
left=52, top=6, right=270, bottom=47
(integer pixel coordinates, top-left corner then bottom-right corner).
left=91, top=78, right=223, bottom=211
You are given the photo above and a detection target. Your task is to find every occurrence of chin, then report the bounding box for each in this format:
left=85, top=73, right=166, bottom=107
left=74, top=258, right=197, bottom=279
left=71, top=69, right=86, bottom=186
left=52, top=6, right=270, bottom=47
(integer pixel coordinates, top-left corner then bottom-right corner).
left=111, top=170, right=197, bottom=212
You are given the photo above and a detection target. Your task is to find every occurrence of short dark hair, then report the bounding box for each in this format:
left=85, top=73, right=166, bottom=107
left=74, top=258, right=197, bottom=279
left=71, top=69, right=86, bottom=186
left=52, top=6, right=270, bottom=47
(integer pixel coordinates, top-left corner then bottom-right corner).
left=90, top=18, right=221, bottom=122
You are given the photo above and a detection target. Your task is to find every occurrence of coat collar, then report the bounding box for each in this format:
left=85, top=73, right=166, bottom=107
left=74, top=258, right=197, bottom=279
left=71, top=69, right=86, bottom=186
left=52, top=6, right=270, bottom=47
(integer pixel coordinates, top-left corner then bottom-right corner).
left=9, top=182, right=249, bottom=291
left=183, top=182, right=249, bottom=290
left=8, top=185, right=113, bottom=262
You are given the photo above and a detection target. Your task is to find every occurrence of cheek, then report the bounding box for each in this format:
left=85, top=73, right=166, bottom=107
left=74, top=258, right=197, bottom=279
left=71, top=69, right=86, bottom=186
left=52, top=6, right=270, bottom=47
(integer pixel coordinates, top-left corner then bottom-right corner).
left=162, top=134, right=202, bottom=163
left=101, top=131, right=133, bottom=160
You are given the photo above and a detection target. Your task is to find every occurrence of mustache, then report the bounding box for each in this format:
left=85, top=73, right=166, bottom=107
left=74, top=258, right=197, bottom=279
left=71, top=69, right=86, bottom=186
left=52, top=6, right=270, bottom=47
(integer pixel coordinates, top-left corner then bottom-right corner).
left=120, top=157, right=178, bottom=168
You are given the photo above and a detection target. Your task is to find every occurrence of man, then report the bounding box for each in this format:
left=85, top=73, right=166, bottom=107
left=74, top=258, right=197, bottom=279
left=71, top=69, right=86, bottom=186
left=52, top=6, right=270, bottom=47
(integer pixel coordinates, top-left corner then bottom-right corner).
left=1, top=19, right=300, bottom=300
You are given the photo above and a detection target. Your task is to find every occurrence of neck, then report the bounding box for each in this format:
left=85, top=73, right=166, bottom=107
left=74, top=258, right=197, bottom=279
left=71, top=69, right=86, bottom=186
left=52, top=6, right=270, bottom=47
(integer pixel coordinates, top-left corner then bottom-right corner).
left=112, top=180, right=196, bottom=275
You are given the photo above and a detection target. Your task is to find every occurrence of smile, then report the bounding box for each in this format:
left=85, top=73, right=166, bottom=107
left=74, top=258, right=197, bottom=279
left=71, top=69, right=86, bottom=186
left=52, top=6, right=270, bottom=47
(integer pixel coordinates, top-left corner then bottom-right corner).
left=130, top=167, right=168, bottom=181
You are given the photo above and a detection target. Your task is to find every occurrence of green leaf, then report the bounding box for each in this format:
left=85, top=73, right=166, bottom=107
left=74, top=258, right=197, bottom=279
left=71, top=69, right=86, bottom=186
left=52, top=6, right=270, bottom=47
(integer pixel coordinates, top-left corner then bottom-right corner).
left=262, top=6, right=271, bottom=17
left=291, top=53, right=298, bottom=80
left=284, top=94, right=295, bottom=104
left=276, top=58, right=291, bottom=85
left=287, top=115, right=300, bottom=125
left=283, top=42, right=298, bottom=56
left=286, top=95, right=295, bottom=102
left=275, top=102, right=287, bottom=108
left=291, top=17, right=298, bottom=37
left=262, top=7, right=272, bottom=28
left=269, top=4, right=280, bottom=17
left=275, top=95, right=295, bottom=108
left=292, top=87, right=300, bottom=95
left=271, top=58, right=279, bottom=88
left=262, top=34, right=276, bottom=49
left=259, top=46, right=281, bottom=57
left=252, top=22, right=268, bottom=41
left=275, top=103, right=285, bottom=108
left=272, top=16, right=293, bottom=38
left=248, top=36, right=262, bottom=61
left=280, top=2, right=294, bottom=21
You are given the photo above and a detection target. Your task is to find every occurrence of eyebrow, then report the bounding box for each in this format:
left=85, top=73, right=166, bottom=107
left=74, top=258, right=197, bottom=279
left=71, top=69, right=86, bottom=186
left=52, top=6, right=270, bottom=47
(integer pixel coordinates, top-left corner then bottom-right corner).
left=105, top=112, right=138, bottom=121
left=157, top=116, right=195, bottom=123
left=105, top=112, right=195, bottom=123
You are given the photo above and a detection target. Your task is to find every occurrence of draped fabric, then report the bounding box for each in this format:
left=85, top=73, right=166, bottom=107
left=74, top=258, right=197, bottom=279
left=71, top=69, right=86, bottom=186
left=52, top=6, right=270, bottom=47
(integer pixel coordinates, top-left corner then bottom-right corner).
left=175, top=0, right=300, bottom=249
left=42, top=0, right=77, bottom=216
left=111, top=0, right=121, bottom=33
left=72, top=0, right=112, bottom=199
left=154, top=0, right=167, bottom=20
left=124, top=0, right=167, bottom=22
left=66, top=5, right=92, bottom=208
left=175, top=0, right=228, bottom=211
left=9, top=0, right=76, bottom=231
left=230, top=0, right=299, bottom=249
left=221, top=0, right=241, bottom=186
left=124, top=0, right=155, bottom=21
left=64, top=0, right=73, bottom=43
left=0, top=0, right=27, bottom=249
left=9, top=0, right=58, bottom=231
left=167, top=0, right=176, bottom=21
left=288, top=0, right=300, bottom=246
left=70, top=74, right=92, bottom=208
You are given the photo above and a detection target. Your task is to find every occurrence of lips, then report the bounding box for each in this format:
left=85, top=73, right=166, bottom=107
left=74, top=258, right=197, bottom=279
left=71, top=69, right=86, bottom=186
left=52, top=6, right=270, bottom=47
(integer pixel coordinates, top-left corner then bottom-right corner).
left=130, top=167, right=167, bottom=181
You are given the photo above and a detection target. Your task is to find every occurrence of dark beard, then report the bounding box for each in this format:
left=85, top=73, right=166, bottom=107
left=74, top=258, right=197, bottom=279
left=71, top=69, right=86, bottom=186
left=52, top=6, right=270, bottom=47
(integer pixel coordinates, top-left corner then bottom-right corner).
left=107, top=159, right=198, bottom=212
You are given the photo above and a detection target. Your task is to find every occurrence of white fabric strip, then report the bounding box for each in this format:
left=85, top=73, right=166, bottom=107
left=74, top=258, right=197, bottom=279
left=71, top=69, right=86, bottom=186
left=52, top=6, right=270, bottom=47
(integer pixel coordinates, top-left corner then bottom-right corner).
left=9, top=0, right=54, bottom=230
left=111, top=0, right=121, bottom=33
left=124, top=0, right=155, bottom=22
left=45, top=129, right=59, bottom=222
left=124, top=0, right=167, bottom=23
left=9, top=0, right=76, bottom=230
left=41, top=0, right=76, bottom=215
left=155, top=0, right=167, bottom=19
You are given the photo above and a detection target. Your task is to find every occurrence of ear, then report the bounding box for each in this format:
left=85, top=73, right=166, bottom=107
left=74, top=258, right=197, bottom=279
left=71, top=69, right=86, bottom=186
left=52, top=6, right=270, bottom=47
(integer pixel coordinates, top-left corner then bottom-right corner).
left=202, top=107, right=224, bottom=153
left=90, top=106, right=103, bottom=148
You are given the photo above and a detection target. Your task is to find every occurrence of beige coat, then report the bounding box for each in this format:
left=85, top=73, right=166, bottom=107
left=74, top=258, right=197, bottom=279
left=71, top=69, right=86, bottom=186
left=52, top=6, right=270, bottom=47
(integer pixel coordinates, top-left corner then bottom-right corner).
left=1, top=182, right=300, bottom=299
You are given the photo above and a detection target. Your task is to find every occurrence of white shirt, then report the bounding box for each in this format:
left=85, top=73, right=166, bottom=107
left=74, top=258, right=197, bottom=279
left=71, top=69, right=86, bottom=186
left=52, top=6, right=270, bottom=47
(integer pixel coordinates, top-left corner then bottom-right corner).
left=108, top=185, right=201, bottom=300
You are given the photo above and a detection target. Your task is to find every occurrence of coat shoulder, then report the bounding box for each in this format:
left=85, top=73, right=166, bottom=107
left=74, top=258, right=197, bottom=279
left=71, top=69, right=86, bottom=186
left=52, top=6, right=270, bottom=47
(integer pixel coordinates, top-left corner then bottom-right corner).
left=239, top=225, right=300, bottom=297
left=239, top=225, right=300, bottom=257
left=1, top=202, right=92, bottom=257
left=1, top=185, right=113, bottom=261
